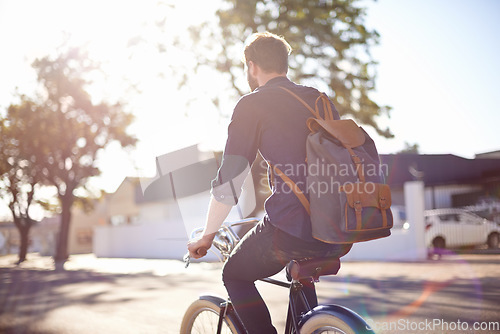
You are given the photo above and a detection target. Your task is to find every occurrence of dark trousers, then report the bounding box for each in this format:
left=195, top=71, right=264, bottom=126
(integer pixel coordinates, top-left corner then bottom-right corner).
left=222, top=219, right=351, bottom=334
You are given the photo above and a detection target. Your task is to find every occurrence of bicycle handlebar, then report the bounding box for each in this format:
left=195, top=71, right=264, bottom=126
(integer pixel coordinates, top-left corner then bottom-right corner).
left=183, top=217, right=260, bottom=268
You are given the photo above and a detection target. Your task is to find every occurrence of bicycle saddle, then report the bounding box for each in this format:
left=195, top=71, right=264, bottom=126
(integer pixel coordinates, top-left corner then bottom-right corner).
left=286, top=257, right=341, bottom=282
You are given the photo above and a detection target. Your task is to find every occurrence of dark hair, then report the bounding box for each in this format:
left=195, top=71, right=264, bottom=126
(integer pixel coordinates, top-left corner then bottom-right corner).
left=243, top=32, right=292, bottom=74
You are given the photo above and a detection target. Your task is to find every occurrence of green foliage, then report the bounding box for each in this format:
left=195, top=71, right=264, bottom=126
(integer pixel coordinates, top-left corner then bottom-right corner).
left=0, top=96, right=44, bottom=217
left=29, top=48, right=137, bottom=196
left=398, top=142, right=420, bottom=154
left=0, top=46, right=137, bottom=263
left=0, top=97, right=43, bottom=262
left=189, top=0, right=392, bottom=137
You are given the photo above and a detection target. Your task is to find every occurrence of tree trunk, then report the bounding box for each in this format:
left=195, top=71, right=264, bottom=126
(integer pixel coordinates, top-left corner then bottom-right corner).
left=54, top=194, right=73, bottom=269
left=18, top=224, right=30, bottom=264
left=11, top=216, right=33, bottom=265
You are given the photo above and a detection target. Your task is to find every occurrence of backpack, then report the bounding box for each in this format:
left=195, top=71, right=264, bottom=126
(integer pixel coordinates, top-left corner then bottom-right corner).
left=272, top=87, right=393, bottom=244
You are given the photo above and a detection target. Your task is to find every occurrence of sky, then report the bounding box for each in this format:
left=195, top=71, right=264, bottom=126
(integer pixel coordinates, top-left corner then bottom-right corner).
left=364, top=0, right=500, bottom=159
left=0, top=0, right=499, bottom=196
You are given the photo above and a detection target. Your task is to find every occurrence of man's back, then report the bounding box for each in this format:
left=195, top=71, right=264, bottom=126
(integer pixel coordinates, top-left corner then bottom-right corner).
left=213, top=76, right=339, bottom=241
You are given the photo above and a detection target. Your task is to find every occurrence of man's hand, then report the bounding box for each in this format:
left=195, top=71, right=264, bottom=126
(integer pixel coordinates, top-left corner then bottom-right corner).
left=187, top=233, right=216, bottom=259
left=187, top=196, right=232, bottom=259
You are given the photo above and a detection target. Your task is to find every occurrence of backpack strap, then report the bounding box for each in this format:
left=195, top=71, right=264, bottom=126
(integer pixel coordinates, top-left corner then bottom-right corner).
left=279, top=87, right=334, bottom=120
left=269, top=163, right=311, bottom=215
left=271, top=87, right=348, bottom=215
left=269, top=87, right=334, bottom=216
left=279, top=87, right=319, bottom=118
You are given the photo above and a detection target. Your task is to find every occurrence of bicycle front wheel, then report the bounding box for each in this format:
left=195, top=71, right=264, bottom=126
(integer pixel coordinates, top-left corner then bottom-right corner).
left=180, top=296, right=242, bottom=334
left=299, top=313, right=356, bottom=334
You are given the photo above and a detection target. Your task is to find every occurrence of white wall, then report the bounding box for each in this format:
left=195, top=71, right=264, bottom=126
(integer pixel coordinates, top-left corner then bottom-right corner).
left=93, top=219, right=223, bottom=262
left=94, top=191, right=239, bottom=262
left=91, top=141, right=263, bottom=261
left=94, top=221, right=184, bottom=259
left=342, top=227, right=417, bottom=261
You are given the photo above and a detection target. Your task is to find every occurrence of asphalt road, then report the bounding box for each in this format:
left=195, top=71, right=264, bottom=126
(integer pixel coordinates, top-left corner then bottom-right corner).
left=1, top=251, right=499, bottom=334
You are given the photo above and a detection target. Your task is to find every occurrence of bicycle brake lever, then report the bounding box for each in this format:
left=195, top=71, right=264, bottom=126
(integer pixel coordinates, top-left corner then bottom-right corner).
left=183, top=252, right=190, bottom=268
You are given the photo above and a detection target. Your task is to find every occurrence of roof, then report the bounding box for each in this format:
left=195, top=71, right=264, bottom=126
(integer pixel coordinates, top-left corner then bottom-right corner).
left=475, top=150, right=500, bottom=158
left=139, top=158, right=220, bottom=203
left=381, top=154, right=500, bottom=187
left=133, top=144, right=222, bottom=203
left=132, top=153, right=500, bottom=202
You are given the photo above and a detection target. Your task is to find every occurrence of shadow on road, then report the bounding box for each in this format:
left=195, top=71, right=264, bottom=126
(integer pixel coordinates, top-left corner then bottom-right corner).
left=0, top=265, right=206, bottom=334
left=319, top=274, right=500, bottom=324
left=0, top=268, right=130, bottom=333
left=1, top=253, right=499, bottom=334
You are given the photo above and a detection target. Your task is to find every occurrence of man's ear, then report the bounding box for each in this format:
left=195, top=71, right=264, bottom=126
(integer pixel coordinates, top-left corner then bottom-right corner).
left=248, top=61, right=259, bottom=76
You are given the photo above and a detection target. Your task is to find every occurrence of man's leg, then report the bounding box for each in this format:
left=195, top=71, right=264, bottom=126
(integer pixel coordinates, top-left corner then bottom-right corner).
left=222, top=220, right=285, bottom=334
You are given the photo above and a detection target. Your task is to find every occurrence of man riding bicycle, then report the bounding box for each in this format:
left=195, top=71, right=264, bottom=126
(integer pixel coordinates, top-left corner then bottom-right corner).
left=187, top=32, right=352, bottom=334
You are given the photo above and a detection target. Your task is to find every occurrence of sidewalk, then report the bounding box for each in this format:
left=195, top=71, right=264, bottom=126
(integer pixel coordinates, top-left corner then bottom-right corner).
left=1, top=252, right=499, bottom=334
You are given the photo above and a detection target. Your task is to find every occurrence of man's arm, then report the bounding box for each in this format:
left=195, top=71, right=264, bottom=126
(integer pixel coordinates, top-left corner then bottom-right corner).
left=187, top=195, right=232, bottom=259
left=187, top=96, right=258, bottom=259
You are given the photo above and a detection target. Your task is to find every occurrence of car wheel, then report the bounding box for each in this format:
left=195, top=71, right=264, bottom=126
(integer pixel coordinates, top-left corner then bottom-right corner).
left=487, top=233, right=499, bottom=249
left=432, top=237, right=446, bottom=257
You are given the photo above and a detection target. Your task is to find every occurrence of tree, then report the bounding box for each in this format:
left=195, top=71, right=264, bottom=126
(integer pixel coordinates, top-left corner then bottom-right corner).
left=2, top=47, right=137, bottom=267
left=0, top=98, right=43, bottom=263
left=398, top=142, right=420, bottom=154
left=185, top=0, right=392, bottom=137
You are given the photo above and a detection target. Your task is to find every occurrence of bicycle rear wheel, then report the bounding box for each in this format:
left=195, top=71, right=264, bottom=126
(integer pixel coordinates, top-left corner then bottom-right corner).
left=299, top=313, right=356, bottom=334
left=180, top=296, right=243, bottom=334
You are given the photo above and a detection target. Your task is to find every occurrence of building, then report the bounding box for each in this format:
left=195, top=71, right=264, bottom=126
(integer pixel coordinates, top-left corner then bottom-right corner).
left=7, top=148, right=498, bottom=261
left=93, top=151, right=500, bottom=260
left=380, top=153, right=500, bottom=210
left=93, top=145, right=257, bottom=260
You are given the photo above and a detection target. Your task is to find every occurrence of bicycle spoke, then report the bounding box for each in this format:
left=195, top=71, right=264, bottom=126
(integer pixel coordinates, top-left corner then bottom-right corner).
left=190, top=308, right=233, bottom=334
left=310, top=327, right=348, bottom=334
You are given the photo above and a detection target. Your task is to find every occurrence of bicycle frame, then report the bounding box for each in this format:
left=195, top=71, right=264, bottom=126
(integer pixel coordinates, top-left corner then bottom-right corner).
left=209, top=276, right=315, bottom=334
left=186, top=218, right=306, bottom=333
left=184, top=218, right=373, bottom=334
left=264, top=277, right=314, bottom=334
left=185, top=219, right=317, bottom=333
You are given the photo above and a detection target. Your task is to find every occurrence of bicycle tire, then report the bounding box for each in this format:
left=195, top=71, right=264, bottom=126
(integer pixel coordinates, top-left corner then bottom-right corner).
left=299, top=312, right=356, bottom=334
left=180, top=296, right=243, bottom=334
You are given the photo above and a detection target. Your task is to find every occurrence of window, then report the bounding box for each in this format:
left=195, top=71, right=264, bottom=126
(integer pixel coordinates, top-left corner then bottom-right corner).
left=438, top=214, right=459, bottom=223
left=110, top=215, right=127, bottom=226
left=76, top=228, right=92, bottom=245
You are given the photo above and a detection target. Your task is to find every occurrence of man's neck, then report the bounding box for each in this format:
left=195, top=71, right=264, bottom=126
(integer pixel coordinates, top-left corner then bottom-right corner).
left=258, top=73, right=286, bottom=87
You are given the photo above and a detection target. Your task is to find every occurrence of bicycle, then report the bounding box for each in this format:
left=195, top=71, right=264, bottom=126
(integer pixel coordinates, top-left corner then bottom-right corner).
left=181, top=218, right=375, bottom=334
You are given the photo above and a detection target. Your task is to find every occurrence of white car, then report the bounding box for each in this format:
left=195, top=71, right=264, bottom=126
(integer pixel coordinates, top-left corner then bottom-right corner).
left=425, top=208, right=500, bottom=251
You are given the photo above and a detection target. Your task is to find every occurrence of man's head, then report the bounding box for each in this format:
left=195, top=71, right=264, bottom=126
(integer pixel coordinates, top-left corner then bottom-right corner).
left=243, top=32, right=292, bottom=90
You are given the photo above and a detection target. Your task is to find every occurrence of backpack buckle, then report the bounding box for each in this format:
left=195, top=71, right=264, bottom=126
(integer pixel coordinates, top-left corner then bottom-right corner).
left=351, top=155, right=362, bottom=164
left=379, top=197, right=388, bottom=209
